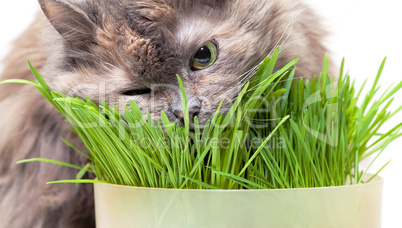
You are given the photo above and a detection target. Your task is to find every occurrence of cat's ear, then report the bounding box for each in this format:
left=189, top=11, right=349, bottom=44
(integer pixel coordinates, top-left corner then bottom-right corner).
left=38, top=0, right=98, bottom=51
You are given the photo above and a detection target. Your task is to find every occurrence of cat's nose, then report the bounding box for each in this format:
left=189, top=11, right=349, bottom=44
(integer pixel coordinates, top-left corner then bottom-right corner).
left=173, top=105, right=201, bottom=122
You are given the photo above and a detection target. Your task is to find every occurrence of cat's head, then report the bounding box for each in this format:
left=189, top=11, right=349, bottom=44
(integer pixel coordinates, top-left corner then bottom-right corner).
left=38, top=0, right=327, bottom=127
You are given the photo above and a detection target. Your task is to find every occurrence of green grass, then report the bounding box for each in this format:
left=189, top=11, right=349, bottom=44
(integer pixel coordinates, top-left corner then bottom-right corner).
left=2, top=48, right=402, bottom=189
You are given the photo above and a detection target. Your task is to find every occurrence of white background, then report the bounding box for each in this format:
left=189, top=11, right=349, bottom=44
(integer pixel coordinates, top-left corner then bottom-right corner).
left=0, top=0, right=401, bottom=227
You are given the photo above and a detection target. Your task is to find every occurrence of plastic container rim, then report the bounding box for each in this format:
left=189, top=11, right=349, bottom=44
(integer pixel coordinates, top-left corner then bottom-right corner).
left=93, top=174, right=383, bottom=193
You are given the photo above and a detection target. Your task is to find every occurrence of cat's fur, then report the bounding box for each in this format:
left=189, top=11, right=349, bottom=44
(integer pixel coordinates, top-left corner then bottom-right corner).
left=0, top=0, right=328, bottom=227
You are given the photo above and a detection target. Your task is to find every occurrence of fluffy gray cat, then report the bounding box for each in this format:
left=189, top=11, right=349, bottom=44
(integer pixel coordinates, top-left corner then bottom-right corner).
left=0, top=0, right=328, bottom=227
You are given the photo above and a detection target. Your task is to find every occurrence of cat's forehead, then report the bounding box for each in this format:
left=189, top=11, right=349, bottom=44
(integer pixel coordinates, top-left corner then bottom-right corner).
left=112, top=1, right=231, bottom=68
left=56, top=0, right=275, bottom=78
left=121, top=0, right=228, bottom=35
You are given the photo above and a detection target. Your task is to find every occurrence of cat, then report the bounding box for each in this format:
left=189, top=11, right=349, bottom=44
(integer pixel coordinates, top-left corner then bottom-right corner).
left=0, top=0, right=329, bottom=227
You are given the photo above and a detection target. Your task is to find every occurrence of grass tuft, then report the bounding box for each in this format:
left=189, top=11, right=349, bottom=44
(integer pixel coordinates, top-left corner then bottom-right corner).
left=2, top=48, right=402, bottom=189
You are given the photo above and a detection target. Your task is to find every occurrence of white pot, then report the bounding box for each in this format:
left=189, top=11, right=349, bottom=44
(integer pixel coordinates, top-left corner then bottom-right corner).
left=94, top=175, right=383, bottom=228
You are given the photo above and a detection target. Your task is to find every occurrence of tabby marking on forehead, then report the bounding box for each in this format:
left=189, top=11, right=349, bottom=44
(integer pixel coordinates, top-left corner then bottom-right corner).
left=123, top=25, right=153, bottom=60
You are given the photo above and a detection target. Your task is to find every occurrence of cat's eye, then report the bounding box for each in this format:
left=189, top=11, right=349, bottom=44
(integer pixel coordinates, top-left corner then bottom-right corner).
left=122, top=88, right=152, bottom=96
left=191, top=41, right=218, bottom=71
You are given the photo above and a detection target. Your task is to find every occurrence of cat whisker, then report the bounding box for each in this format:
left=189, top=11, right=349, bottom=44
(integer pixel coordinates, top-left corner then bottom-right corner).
left=244, top=73, right=305, bottom=94
left=234, top=15, right=296, bottom=95
left=237, top=63, right=260, bottom=80
left=237, top=65, right=260, bottom=85
left=267, top=15, right=295, bottom=57
left=225, top=74, right=305, bottom=104
left=236, top=54, right=273, bottom=86
left=244, top=67, right=292, bottom=93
